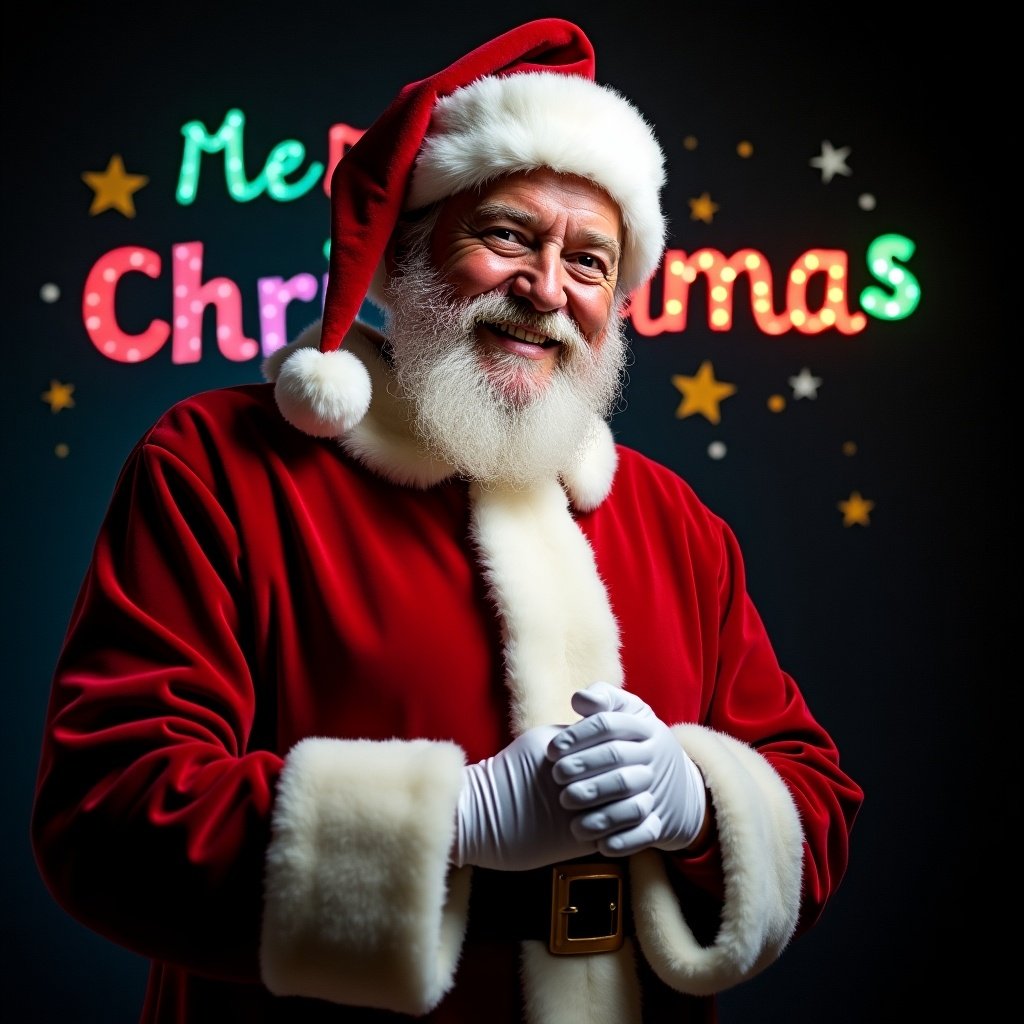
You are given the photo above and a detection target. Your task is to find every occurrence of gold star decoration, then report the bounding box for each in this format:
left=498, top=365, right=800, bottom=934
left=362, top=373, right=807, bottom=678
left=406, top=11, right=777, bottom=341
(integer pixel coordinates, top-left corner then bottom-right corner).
left=41, top=379, right=75, bottom=413
left=838, top=490, right=874, bottom=527
left=82, top=154, right=149, bottom=217
left=688, top=191, right=719, bottom=224
left=671, top=361, right=736, bottom=425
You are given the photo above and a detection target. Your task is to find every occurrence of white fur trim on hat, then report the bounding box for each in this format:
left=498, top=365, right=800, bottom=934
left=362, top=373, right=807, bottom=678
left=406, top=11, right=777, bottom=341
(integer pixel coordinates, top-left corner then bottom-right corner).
left=406, top=71, right=667, bottom=297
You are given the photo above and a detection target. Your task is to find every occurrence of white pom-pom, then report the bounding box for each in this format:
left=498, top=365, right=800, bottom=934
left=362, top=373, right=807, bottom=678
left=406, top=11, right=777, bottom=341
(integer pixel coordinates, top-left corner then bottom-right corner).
left=273, top=347, right=372, bottom=437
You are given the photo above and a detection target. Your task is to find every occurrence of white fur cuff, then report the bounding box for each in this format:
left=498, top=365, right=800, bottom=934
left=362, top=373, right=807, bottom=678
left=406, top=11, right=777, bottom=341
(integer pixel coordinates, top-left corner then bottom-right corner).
left=260, top=737, right=470, bottom=1014
left=630, top=725, right=804, bottom=995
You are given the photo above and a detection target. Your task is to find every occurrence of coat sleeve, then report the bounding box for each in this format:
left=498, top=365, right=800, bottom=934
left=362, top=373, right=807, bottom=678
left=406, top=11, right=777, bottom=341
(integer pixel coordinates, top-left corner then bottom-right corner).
left=629, top=512, right=863, bottom=995
left=30, top=418, right=470, bottom=1013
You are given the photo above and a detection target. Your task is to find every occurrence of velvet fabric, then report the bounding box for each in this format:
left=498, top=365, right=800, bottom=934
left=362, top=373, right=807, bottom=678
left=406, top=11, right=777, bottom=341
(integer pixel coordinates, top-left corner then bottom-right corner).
left=31, top=347, right=862, bottom=1021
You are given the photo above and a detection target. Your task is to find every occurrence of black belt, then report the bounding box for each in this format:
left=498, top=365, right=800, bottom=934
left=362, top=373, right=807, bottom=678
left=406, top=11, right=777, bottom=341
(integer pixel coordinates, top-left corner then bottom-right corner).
left=467, top=856, right=632, bottom=955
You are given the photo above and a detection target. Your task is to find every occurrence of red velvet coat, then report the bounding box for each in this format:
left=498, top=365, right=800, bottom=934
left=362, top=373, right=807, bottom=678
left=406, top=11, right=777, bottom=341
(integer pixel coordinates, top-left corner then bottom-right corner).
left=32, top=326, right=862, bottom=1023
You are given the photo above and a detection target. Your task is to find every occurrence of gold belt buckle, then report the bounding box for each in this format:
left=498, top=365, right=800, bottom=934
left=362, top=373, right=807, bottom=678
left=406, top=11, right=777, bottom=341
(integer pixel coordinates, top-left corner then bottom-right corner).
left=549, top=862, right=625, bottom=955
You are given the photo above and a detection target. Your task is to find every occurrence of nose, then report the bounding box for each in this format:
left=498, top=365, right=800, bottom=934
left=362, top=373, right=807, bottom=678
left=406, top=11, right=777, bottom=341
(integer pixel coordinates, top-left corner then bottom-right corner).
left=510, top=245, right=567, bottom=312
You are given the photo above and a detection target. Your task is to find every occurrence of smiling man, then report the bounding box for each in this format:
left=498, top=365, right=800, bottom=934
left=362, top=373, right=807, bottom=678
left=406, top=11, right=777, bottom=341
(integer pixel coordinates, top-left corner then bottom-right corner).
left=32, top=18, right=862, bottom=1024
left=383, top=167, right=629, bottom=486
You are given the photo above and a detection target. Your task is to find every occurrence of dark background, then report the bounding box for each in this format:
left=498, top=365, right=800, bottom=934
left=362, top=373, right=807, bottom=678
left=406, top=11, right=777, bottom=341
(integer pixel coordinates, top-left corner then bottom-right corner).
left=3, top=2, right=1012, bottom=1020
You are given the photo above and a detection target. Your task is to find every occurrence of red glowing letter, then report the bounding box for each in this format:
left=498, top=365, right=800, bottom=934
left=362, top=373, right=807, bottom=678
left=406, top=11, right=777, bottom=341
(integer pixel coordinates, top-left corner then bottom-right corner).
left=630, top=247, right=868, bottom=336
left=786, top=249, right=867, bottom=335
left=82, top=246, right=169, bottom=362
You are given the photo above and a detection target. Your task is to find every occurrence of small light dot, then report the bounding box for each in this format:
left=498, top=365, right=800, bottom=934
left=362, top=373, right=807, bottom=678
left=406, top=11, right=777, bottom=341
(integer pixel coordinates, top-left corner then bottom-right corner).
left=736, top=140, right=753, bottom=158
left=55, top=443, right=70, bottom=458
left=683, top=135, right=698, bottom=151
left=842, top=441, right=858, bottom=456
left=858, top=193, right=876, bottom=211
left=767, top=394, right=786, bottom=413
left=40, top=283, right=60, bottom=303
left=707, top=440, right=727, bottom=460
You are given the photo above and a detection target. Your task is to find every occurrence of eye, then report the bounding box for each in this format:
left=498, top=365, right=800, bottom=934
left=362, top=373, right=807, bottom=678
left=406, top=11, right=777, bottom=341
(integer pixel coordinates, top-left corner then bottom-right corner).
left=483, top=226, right=524, bottom=245
left=568, top=252, right=612, bottom=278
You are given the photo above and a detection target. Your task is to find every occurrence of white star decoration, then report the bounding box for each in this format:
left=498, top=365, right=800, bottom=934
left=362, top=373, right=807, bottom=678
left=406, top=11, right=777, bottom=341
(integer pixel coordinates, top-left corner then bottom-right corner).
left=789, top=367, right=823, bottom=399
left=809, top=140, right=852, bottom=183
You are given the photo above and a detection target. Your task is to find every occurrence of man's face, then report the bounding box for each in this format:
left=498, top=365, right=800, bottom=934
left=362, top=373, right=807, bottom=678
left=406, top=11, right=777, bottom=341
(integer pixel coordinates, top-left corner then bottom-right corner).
left=426, top=168, right=623, bottom=406
left=380, top=169, right=629, bottom=489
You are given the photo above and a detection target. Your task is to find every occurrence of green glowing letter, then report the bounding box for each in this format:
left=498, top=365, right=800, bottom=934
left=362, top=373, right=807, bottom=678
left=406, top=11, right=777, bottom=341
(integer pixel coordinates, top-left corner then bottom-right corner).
left=860, top=233, right=921, bottom=321
left=176, top=108, right=322, bottom=205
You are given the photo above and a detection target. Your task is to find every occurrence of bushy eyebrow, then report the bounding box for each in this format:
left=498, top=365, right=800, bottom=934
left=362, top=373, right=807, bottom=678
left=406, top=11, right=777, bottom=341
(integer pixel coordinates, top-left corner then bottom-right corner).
left=475, top=202, right=622, bottom=267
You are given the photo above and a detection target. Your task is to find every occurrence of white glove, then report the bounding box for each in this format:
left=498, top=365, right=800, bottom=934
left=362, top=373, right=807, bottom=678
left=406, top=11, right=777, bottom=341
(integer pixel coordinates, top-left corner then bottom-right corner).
left=546, top=682, right=707, bottom=857
left=454, top=725, right=597, bottom=871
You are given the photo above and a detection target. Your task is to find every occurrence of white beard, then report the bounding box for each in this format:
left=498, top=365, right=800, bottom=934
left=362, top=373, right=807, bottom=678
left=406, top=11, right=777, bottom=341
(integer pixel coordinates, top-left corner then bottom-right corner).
left=382, top=247, right=628, bottom=489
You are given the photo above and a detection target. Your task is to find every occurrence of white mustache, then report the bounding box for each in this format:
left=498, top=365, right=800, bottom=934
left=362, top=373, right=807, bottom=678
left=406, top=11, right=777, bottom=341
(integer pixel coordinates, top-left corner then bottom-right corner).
left=461, top=293, right=587, bottom=352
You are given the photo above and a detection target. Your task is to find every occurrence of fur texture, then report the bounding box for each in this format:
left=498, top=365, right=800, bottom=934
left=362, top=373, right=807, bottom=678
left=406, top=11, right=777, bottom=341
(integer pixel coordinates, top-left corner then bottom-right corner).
left=630, top=725, right=804, bottom=996
left=260, top=737, right=469, bottom=1014
left=469, top=476, right=624, bottom=733
left=405, top=72, right=666, bottom=299
left=270, top=345, right=372, bottom=438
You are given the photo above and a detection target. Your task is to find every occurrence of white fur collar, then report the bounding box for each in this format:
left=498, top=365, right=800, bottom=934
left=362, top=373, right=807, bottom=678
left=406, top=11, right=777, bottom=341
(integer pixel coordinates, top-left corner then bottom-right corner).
left=265, top=320, right=618, bottom=511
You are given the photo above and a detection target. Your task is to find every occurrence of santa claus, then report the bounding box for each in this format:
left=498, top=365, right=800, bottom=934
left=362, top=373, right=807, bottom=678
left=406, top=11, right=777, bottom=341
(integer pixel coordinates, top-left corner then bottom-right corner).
left=32, top=18, right=862, bottom=1023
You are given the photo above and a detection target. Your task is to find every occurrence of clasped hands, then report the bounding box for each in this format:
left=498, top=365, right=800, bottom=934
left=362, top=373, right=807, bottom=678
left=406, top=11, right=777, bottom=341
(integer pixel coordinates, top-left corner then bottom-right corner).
left=454, top=682, right=707, bottom=871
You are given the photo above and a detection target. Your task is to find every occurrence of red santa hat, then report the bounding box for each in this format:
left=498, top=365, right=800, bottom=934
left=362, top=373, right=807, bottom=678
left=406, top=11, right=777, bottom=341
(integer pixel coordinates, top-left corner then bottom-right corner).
left=267, top=17, right=667, bottom=438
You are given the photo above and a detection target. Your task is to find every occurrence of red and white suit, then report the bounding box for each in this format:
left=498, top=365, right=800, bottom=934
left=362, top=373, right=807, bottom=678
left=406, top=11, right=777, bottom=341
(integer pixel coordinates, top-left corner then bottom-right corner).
left=32, top=325, right=863, bottom=1022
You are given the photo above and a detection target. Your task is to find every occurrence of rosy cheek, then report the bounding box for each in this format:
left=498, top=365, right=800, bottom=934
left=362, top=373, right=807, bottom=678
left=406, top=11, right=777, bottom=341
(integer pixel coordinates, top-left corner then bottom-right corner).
left=445, top=256, right=512, bottom=298
left=579, top=296, right=616, bottom=340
